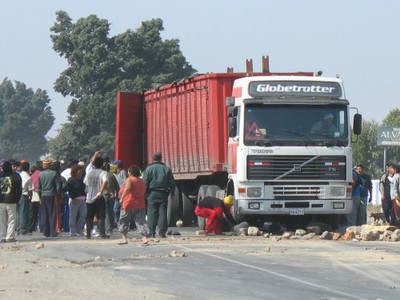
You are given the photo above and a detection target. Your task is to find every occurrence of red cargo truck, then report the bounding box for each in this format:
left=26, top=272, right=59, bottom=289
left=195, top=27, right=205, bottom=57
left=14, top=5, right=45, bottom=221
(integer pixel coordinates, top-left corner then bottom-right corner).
left=116, top=72, right=245, bottom=226
left=115, top=57, right=362, bottom=229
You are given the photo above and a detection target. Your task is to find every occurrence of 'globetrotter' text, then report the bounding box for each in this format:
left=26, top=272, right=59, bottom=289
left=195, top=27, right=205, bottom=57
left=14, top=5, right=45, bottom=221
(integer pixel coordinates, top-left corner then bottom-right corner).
left=256, top=84, right=335, bottom=94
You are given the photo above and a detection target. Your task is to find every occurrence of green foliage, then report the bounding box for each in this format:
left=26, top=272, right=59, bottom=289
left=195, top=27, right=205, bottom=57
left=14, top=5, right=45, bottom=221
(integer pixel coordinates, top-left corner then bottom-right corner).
left=48, top=11, right=196, bottom=160
left=352, top=119, right=382, bottom=178
left=0, top=79, right=54, bottom=161
left=352, top=109, right=400, bottom=178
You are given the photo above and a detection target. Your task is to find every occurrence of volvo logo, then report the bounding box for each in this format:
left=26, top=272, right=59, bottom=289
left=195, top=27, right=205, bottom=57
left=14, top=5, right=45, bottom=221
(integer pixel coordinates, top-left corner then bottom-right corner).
left=294, top=164, right=302, bottom=172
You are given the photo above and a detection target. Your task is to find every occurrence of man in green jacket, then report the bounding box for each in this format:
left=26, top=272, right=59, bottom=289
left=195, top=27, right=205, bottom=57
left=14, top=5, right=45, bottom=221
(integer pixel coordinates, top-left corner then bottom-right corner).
left=38, top=159, right=62, bottom=237
left=143, top=152, right=175, bottom=238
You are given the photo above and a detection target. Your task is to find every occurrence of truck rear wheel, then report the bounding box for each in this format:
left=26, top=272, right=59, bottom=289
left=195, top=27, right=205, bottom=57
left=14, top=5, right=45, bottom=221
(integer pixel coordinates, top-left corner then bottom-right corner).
left=182, top=192, right=195, bottom=226
left=167, top=187, right=180, bottom=227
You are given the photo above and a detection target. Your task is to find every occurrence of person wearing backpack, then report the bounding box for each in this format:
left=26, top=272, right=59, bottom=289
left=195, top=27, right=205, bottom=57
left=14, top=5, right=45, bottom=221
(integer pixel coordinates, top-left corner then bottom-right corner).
left=0, top=160, right=23, bottom=242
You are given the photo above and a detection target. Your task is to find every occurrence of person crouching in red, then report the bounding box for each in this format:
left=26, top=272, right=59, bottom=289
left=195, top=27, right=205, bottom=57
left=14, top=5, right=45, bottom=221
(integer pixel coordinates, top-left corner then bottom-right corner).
left=195, top=195, right=235, bottom=235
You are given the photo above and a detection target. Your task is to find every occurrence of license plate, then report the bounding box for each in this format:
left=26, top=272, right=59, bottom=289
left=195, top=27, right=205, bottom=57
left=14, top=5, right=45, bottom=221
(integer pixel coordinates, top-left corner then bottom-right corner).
left=289, top=208, right=305, bottom=216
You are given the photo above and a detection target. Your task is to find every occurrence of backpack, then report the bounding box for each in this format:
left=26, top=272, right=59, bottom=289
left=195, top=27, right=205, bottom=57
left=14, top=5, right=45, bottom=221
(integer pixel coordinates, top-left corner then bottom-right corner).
left=1, top=176, right=12, bottom=198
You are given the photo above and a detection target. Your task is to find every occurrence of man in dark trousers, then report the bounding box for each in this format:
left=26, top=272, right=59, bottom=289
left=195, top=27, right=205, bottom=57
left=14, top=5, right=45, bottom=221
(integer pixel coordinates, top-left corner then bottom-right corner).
left=195, top=195, right=235, bottom=235
left=379, top=163, right=395, bottom=224
left=355, top=164, right=373, bottom=224
left=143, top=152, right=175, bottom=238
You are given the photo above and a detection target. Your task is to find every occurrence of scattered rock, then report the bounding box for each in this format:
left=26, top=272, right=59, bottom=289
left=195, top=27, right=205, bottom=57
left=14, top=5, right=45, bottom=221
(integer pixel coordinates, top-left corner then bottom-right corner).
left=282, top=231, right=294, bottom=239
left=247, top=226, right=260, bottom=236
left=238, top=228, right=248, bottom=236
left=332, top=232, right=341, bottom=241
left=391, top=229, right=400, bottom=242
left=341, top=230, right=355, bottom=241
left=35, top=243, right=44, bottom=249
left=320, top=231, right=333, bottom=240
left=361, top=230, right=380, bottom=241
left=306, top=222, right=331, bottom=234
left=169, top=250, right=187, bottom=258
left=295, top=229, right=306, bottom=236
left=303, top=233, right=316, bottom=240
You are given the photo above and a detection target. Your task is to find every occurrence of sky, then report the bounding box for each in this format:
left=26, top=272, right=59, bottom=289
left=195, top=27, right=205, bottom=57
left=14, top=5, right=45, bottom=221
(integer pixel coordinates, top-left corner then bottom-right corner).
left=1, top=0, right=399, bottom=138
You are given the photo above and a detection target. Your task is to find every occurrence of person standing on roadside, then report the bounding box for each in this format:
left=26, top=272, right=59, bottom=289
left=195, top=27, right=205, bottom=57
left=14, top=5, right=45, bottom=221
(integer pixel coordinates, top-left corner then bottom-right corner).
left=355, top=164, right=372, bottom=224
left=28, top=161, right=42, bottom=234
left=117, top=165, right=149, bottom=245
left=379, top=163, right=395, bottom=225
left=38, top=159, right=62, bottom=237
left=112, top=160, right=127, bottom=224
left=390, top=165, right=400, bottom=227
left=143, top=152, right=175, bottom=238
left=67, top=164, right=86, bottom=236
left=0, top=160, right=23, bottom=242
left=84, top=151, right=109, bottom=239
left=17, top=161, right=33, bottom=235
left=347, top=167, right=363, bottom=226
left=103, top=162, right=119, bottom=235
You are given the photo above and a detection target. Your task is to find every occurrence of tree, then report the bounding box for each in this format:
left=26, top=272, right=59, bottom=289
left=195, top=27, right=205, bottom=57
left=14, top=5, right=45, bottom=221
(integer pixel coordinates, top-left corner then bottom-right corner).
left=0, top=79, right=54, bottom=161
left=352, top=119, right=382, bottom=178
left=48, top=11, right=196, bottom=160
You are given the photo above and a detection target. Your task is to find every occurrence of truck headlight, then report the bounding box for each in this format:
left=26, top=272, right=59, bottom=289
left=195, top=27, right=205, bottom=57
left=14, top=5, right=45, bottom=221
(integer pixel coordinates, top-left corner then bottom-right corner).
left=247, top=187, right=262, bottom=197
left=330, top=186, right=346, bottom=197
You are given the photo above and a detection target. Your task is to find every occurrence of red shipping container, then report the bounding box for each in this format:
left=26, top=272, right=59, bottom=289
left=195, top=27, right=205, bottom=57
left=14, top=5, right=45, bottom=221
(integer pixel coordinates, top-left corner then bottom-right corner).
left=143, top=73, right=245, bottom=180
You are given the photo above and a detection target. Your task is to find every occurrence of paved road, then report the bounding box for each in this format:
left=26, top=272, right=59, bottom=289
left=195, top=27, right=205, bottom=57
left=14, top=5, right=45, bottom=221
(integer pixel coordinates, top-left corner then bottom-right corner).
left=2, top=227, right=400, bottom=300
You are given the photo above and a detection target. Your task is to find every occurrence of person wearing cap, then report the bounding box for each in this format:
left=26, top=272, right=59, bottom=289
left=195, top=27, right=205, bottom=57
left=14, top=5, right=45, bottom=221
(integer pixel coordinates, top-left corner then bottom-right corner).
left=38, top=159, right=63, bottom=237
left=142, top=152, right=175, bottom=238
left=0, top=160, right=23, bottom=242
left=311, top=112, right=338, bottom=135
left=195, top=195, right=235, bottom=235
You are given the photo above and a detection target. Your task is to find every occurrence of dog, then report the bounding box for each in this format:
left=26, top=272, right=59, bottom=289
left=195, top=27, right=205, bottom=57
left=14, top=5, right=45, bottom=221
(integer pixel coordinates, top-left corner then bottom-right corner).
left=369, top=212, right=385, bottom=224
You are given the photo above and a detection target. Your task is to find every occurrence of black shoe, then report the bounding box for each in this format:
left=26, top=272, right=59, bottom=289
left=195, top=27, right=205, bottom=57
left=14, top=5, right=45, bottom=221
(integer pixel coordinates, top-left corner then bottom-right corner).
left=86, top=234, right=91, bottom=239
left=158, top=233, right=167, bottom=238
left=99, top=234, right=110, bottom=239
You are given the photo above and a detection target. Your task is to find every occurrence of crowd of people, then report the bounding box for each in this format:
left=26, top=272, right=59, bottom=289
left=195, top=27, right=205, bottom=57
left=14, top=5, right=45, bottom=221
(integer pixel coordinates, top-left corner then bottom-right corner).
left=348, top=163, right=400, bottom=228
left=0, top=151, right=175, bottom=244
left=2, top=152, right=399, bottom=243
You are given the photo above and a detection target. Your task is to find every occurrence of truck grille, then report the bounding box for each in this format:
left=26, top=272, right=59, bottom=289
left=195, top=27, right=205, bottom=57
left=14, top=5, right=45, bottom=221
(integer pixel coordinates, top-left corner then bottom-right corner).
left=247, top=155, right=346, bottom=181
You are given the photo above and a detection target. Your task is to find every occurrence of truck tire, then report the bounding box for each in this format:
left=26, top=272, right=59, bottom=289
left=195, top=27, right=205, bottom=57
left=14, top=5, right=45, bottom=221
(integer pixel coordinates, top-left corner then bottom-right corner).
left=182, top=192, right=195, bottom=226
left=197, top=185, right=208, bottom=229
left=167, top=187, right=181, bottom=227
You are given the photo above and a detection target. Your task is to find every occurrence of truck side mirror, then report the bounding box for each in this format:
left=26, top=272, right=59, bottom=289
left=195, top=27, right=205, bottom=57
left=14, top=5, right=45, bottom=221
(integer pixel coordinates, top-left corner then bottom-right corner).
left=353, top=113, right=362, bottom=135
left=228, top=117, right=237, bottom=137
left=227, top=107, right=238, bottom=137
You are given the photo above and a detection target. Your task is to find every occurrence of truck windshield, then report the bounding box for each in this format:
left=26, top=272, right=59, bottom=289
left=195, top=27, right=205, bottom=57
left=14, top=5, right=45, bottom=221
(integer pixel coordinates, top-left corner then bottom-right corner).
left=244, top=105, right=348, bottom=146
